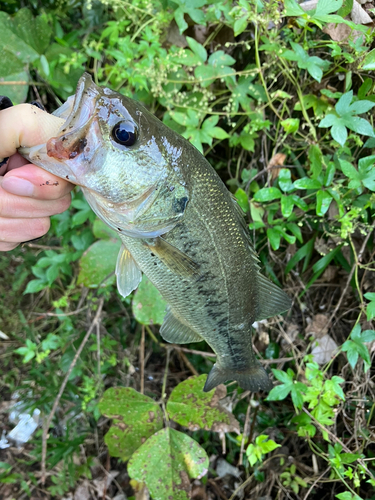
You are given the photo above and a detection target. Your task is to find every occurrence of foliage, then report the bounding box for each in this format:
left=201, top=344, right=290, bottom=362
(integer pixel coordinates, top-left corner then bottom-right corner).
left=1, top=0, right=375, bottom=498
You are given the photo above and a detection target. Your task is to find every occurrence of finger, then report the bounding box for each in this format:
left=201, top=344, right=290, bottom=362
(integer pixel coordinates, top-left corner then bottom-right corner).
left=0, top=241, right=18, bottom=252
left=2, top=163, right=74, bottom=200
left=0, top=104, right=65, bottom=159
left=0, top=183, right=71, bottom=218
left=0, top=216, right=50, bottom=243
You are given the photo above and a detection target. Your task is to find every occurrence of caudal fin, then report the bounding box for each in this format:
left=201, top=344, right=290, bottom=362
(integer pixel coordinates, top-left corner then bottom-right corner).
left=203, top=361, right=273, bottom=393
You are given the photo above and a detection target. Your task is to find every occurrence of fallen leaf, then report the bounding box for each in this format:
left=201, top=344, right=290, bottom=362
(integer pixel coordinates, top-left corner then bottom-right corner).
left=306, top=314, right=330, bottom=339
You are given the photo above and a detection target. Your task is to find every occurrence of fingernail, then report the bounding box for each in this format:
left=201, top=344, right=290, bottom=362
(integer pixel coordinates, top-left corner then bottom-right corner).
left=2, top=176, right=34, bottom=196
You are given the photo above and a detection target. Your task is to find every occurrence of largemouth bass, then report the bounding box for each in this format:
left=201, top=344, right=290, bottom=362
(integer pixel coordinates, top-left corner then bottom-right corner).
left=19, top=73, right=291, bottom=392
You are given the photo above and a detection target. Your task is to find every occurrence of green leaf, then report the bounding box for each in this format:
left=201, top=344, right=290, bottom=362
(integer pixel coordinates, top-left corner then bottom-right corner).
left=267, top=228, right=282, bottom=250
left=362, top=48, right=375, bottom=70
left=92, top=219, right=119, bottom=240
left=235, top=188, right=249, bottom=212
left=293, top=178, right=322, bottom=189
left=99, top=387, right=163, bottom=461
left=281, top=195, right=294, bottom=217
left=234, top=15, right=248, bottom=36
left=284, top=0, right=305, bottom=16
left=186, top=36, right=207, bottom=63
left=128, top=428, right=209, bottom=500
left=253, top=187, right=282, bottom=202
left=278, top=168, right=294, bottom=192
left=132, top=275, right=167, bottom=325
left=316, top=190, right=332, bottom=216
left=24, top=278, right=47, bottom=294
left=194, top=64, right=217, bottom=87
left=167, top=375, right=240, bottom=432
left=281, top=118, right=300, bottom=134
left=77, top=239, right=121, bottom=288
left=309, top=145, right=323, bottom=179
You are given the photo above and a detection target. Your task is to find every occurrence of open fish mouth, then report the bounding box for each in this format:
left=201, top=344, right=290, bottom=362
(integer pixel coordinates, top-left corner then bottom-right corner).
left=19, top=74, right=101, bottom=185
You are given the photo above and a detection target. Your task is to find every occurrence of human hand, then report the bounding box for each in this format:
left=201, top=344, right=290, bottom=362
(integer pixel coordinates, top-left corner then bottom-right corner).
left=0, top=102, right=73, bottom=251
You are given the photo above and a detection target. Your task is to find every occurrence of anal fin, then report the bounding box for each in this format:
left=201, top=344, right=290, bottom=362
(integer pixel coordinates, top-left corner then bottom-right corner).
left=160, top=307, right=203, bottom=344
left=146, top=237, right=200, bottom=278
left=255, top=273, right=292, bottom=321
left=203, top=361, right=273, bottom=392
left=116, top=244, right=142, bottom=298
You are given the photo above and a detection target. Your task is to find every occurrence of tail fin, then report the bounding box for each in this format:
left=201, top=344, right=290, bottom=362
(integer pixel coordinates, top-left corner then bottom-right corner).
left=203, top=361, right=273, bottom=393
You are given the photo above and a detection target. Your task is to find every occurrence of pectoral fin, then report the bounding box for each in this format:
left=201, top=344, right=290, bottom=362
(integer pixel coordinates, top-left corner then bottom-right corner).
left=160, top=307, right=203, bottom=344
left=146, top=237, right=200, bottom=278
left=115, top=244, right=142, bottom=298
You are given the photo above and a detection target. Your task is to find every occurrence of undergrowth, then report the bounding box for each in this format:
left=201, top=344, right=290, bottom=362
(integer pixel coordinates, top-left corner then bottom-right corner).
left=0, top=0, right=375, bottom=499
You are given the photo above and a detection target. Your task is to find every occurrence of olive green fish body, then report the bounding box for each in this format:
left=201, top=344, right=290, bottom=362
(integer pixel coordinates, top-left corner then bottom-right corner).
left=19, top=73, right=291, bottom=392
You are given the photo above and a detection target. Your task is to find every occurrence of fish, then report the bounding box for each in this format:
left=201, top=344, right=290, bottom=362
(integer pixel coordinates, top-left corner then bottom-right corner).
left=19, top=73, right=292, bottom=393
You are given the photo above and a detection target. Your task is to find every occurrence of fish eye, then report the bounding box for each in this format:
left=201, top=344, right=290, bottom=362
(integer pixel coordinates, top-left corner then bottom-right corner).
left=112, top=121, right=137, bottom=147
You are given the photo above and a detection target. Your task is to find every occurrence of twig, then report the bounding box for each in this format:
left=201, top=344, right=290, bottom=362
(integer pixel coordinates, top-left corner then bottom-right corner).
left=238, top=398, right=252, bottom=466
left=208, top=479, right=229, bottom=500
left=140, top=325, right=145, bottom=395
left=31, top=306, right=88, bottom=317
left=178, top=349, right=199, bottom=376
left=41, top=298, right=104, bottom=484
left=303, top=407, right=375, bottom=481
left=302, top=467, right=330, bottom=500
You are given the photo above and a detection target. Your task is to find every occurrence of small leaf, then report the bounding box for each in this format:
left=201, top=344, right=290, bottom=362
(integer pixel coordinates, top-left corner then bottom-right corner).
left=362, top=48, right=375, bottom=70
left=253, top=187, right=282, bottom=202
left=132, top=275, right=167, bottom=325
left=316, top=190, right=332, bottom=216
left=186, top=36, right=207, bottom=63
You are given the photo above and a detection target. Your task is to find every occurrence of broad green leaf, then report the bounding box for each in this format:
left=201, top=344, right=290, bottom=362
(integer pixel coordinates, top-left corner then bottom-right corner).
left=281, top=195, right=294, bottom=217
left=235, top=188, right=249, bottom=212
left=77, top=239, right=121, bottom=288
left=284, top=0, right=305, bottom=16
left=186, top=36, right=207, bottom=63
left=267, top=228, right=282, bottom=250
left=132, top=275, right=167, bottom=325
left=278, top=168, right=294, bottom=192
left=128, top=428, right=209, bottom=500
left=194, top=64, right=217, bottom=87
left=309, top=144, right=323, bottom=179
left=253, top=187, right=282, bottom=202
left=281, top=118, right=300, bottom=134
left=167, top=375, right=240, bottom=433
left=99, top=387, right=163, bottom=461
left=293, top=178, right=322, bottom=189
left=362, top=49, right=375, bottom=70
left=316, top=190, right=332, bottom=216
left=234, top=15, right=248, bottom=36
left=93, top=219, right=119, bottom=240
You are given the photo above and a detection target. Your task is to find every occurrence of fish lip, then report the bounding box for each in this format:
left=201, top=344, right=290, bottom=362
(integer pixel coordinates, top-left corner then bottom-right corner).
left=59, top=73, right=97, bottom=132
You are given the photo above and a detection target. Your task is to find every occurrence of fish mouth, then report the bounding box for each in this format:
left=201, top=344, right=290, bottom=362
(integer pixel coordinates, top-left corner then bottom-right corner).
left=45, top=73, right=99, bottom=162
left=19, top=73, right=101, bottom=183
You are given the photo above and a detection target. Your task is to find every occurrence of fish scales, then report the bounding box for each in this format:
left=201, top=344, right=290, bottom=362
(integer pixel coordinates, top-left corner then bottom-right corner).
left=19, top=73, right=292, bottom=392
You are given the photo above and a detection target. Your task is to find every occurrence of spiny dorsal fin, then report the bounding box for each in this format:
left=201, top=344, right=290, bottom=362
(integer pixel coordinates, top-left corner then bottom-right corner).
left=116, top=243, right=142, bottom=298
left=230, top=194, right=260, bottom=263
left=160, top=307, right=203, bottom=344
left=146, top=237, right=200, bottom=278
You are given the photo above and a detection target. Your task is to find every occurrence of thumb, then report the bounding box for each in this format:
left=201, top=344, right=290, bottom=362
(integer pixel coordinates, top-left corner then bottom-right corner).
left=0, top=104, right=65, bottom=159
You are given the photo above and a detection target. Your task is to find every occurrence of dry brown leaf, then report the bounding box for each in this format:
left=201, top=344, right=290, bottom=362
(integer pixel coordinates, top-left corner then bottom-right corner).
left=306, top=314, right=330, bottom=338
left=74, top=481, right=90, bottom=500
left=268, top=153, right=287, bottom=181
